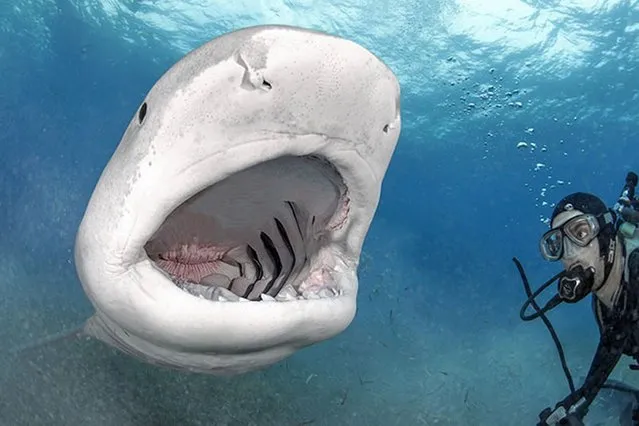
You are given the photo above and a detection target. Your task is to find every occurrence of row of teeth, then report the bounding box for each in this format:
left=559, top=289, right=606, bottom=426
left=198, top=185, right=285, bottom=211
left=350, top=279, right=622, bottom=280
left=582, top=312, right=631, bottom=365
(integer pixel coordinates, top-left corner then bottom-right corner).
left=174, top=280, right=341, bottom=302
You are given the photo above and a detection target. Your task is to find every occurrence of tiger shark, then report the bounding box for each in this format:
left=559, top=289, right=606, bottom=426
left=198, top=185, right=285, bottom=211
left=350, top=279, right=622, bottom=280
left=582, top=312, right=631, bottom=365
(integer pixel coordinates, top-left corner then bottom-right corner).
left=74, top=24, right=401, bottom=375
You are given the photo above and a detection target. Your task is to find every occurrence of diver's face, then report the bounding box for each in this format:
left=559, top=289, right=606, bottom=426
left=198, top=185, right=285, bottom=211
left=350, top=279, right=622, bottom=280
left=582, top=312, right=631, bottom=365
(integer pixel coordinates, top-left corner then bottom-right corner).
left=551, top=210, right=605, bottom=286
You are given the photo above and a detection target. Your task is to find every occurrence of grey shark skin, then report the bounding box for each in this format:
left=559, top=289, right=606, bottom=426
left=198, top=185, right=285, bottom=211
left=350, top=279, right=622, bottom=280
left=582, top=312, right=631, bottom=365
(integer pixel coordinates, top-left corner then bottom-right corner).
left=75, top=24, right=401, bottom=375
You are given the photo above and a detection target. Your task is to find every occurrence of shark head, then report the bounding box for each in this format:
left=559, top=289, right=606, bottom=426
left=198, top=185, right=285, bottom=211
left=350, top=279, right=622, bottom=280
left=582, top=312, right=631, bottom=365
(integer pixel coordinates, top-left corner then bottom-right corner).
left=75, top=24, right=401, bottom=375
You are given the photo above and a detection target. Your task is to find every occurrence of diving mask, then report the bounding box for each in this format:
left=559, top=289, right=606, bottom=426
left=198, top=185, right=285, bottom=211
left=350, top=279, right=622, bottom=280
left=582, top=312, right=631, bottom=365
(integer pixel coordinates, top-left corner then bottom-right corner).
left=539, top=214, right=602, bottom=262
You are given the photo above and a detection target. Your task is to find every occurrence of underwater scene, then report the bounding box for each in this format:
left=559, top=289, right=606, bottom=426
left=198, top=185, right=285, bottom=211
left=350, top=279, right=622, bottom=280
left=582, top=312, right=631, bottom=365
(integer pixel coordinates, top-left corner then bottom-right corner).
left=1, top=0, right=639, bottom=425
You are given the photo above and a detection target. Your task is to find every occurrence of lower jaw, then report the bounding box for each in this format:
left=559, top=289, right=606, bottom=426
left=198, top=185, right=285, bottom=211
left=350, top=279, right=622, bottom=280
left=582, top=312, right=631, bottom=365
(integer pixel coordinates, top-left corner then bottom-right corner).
left=86, top=312, right=302, bottom=375
left=85, top=253, right=357, bottom=375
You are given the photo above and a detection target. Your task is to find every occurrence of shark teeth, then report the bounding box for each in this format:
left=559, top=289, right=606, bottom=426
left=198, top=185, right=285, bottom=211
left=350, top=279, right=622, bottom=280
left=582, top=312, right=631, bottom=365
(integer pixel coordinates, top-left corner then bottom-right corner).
left=275, top=284, right=298, bottom=301
left=260, top=293, right=276, bottom=302
left=172, top=275, right=339, bottom=303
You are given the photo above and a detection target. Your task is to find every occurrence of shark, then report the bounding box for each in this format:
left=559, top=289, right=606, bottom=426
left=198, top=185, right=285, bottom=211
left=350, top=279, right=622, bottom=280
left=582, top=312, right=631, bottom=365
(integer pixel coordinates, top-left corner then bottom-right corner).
left=73, top=24, right=401, bottom=375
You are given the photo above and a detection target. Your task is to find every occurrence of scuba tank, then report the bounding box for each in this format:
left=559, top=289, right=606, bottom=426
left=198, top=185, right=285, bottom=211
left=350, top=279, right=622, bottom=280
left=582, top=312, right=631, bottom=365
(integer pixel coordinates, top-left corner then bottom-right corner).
left=619, top=212, right=639, bottom=255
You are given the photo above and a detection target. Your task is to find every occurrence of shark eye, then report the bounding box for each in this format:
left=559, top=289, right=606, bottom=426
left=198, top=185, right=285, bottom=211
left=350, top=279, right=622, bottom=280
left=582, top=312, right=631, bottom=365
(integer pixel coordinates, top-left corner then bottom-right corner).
left=138, top=102, right=148, bottom=124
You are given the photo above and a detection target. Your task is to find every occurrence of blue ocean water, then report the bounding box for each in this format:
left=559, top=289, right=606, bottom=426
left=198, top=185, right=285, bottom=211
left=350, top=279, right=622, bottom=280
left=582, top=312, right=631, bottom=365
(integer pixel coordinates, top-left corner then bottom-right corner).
left=1, top=0, right=638, bottom=424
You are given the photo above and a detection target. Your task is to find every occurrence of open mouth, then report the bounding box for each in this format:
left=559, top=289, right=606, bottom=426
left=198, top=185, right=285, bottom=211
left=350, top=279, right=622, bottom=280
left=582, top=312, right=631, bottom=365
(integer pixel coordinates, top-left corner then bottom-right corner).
left=143, top=154, right=350, bottom=304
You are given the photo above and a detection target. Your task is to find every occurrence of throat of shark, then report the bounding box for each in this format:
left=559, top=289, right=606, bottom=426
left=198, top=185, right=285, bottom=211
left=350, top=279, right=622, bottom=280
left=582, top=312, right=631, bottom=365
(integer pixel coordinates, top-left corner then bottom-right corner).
left=143, top=154, right=349, bottom=304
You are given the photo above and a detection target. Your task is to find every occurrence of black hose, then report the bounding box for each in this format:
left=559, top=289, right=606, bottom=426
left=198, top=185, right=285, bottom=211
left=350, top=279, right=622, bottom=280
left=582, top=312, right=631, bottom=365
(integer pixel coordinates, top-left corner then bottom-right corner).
left=520, top=276, right=565, bottom=321
left=513, top=257, right=576, bottom=393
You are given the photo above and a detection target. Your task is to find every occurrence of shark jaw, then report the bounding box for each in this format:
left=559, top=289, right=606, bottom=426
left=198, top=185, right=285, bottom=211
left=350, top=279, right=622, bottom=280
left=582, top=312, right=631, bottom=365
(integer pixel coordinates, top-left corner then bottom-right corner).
left=74, top=24, right=401, bottom=376
left=77, top=150, right=364, bottom=376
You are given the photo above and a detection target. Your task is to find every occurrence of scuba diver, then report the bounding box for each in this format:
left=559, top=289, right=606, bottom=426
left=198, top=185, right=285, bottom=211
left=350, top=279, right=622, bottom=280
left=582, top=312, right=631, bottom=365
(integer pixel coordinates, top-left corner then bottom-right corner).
left=515, top=186, right=639, bottom=425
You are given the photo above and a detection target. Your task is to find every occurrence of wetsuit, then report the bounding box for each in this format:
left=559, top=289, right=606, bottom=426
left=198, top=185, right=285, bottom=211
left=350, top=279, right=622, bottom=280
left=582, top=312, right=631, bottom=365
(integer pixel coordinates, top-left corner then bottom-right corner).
left=547, top=241, right=639, bottom=422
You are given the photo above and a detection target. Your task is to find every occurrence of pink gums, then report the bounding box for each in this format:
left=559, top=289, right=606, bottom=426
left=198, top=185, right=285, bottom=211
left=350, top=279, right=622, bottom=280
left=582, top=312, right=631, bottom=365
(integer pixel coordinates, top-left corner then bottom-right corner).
left=155, top=244, right=229, bottom=283
left=328, top=195, right=350, bottom=230
left=145, top=210, right=234, bottom=283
